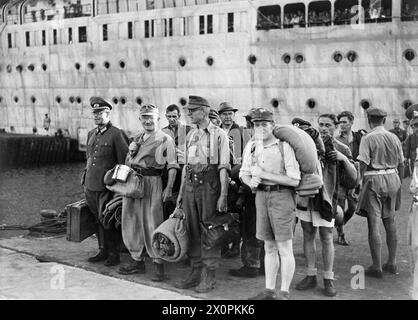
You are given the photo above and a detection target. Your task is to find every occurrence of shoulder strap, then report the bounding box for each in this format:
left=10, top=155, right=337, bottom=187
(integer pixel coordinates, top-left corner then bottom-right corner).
left=279, top=141, right=286, bottom=175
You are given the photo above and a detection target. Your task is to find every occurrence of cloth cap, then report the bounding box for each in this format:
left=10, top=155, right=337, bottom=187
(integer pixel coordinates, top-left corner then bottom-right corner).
left=244, top=108, right=257, bottom=120
left=139, top=104, right=159, bottom=116
left=90, top=97, right=112, bottom=112
left=291, top=117, right=311, bottom=127
left=366, top=108, right=387, bottom=118
left=251, top=108, right=274, bottom=122
left=218, top=102, right=238, bottom=114
left=187, top=95, right=210, bottom=110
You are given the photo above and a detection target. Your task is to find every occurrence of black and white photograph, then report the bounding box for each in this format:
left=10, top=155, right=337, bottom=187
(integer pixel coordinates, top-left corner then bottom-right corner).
left=0, top=0, right=418, bottom=304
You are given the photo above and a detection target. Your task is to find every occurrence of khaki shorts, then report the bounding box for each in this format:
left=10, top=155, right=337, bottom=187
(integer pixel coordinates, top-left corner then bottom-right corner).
left=255, top=188, right=296, bottom=241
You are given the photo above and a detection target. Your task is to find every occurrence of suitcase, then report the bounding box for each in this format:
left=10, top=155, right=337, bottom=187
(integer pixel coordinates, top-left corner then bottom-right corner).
left=66, top=199, right=97, bottom=242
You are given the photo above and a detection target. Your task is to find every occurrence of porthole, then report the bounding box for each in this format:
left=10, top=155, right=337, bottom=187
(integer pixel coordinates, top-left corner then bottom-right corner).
left=248, top=54, right=257, bottom=65
left=404, top=49, right=416, bottom=62
left=6, top=65, right=12, bottom=73
left=41, top=64, right=47, bottom=71
left=75, top=63, right=81, bottom=70
left=178, top=57, right=186, bottom=67
left=119, top=60, right=126, bottom=69
left=403, top=100, right=414, bottom=110
left=55, top=96, right=61, bottom=104
left=295, top=54, right=304, bottom=64
left=360, top=99, right=371, bottom=110
left=69, top=96, right=75, bottom=103
left=30, top=96, right=36, bottom=103
left=136, top=97, right=143, bottom=105
left=87, top=62, right=95, bottom=70
left=307, top=98, right=316, bottom=109
left=28, top=64, right=35, bottom=72
left=271, top=98, right=279, bottom=108
left=179, top=97, right=187, bottom=106
left=206, top=56, right=214, bottom=66
left=282, top=54, right=291, bottom=64
left=143, top=59, right=151, bottom=68
left=76, top=96, right=82, bottom=104
left=14, top=96, right=19, bottom=103
left=333, top=52, right=343, bottom=63
left=113, top=97, right=119, bottom=104
left=120, top=97, right=126, bottom=104
left=16, top=65, right=23, bottom=72
left=347, top=51, right=357, bottom=62
left=104, top=61, right=110, bottom=69
left=0, top=97, right=2, bottom=103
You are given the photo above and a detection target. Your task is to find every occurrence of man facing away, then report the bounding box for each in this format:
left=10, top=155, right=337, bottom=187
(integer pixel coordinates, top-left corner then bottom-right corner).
left=357, top=108, right=404, bottom=278
left=82, top=97, right=129, bottom=267
left=240, top=108, right=301, bottom=300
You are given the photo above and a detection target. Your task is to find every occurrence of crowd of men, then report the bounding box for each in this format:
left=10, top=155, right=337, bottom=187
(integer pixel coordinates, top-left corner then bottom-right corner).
left=81, top=95, right=416, bottom=300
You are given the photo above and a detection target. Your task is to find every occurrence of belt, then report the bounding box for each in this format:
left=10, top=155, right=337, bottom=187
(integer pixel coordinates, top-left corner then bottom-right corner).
left=132, top=167, right=163, bottom=176
left=257, top=184, right=293, bottom=192
left=364, top=168, right=397, bottom=176
left=296, top=205, right=308, bottom=211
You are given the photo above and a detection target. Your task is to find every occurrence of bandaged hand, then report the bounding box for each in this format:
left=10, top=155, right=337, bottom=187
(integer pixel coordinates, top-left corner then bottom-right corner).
left=250, top=166, right=262, bottom=177
left=250, top=176, right=261, bottom=190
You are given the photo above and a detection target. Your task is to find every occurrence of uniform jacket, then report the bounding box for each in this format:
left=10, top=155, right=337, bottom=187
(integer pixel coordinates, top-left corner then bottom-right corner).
left=84, top=122, right=129, bottom=191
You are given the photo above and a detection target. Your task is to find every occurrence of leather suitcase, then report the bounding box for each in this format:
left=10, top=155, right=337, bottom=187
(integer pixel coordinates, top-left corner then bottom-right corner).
left=66, top=199, right=96, bottom=242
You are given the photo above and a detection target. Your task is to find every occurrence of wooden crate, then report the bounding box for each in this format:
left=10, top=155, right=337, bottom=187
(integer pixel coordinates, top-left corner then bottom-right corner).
left=66, top=199, right=97, bottom=242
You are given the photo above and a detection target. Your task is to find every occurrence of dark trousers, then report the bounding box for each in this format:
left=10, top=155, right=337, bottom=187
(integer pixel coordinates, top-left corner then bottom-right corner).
left=183, top=166, right=221, bottom=270
left=240, top=192, right=264, bottom=268
left=85, top=188, right=121, bottom=255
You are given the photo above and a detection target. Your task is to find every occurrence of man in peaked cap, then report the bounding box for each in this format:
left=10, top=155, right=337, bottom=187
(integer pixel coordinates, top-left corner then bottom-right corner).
left=82, top=96, right=129, bottom=267
left=118, top=102, right=179, bottom=281
left=240, top=107, right=301, bottom=300
left=175, top=95, right=230, bottom=293
left=357, top=107, right=404, bottom=278
left=229, top=107, right=265, bottom=278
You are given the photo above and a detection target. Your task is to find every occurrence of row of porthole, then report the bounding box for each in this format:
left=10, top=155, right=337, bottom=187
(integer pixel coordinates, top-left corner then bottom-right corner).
left=1, top=95, right=413, bottom=111
left=2, top=49, right=416, bottom=73
left=269, top=98, right=414, bottom=110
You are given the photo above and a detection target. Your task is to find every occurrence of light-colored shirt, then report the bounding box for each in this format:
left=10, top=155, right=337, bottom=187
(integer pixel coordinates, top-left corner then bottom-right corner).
left=162, top=123, right=190, bottom=165
left=126, top=130, right=179, bottom=171
left=357, top=126, right=404, bottom=169
left=240, top=138, right=301, bottom=184
left=186, top=121, right=231, bottom=172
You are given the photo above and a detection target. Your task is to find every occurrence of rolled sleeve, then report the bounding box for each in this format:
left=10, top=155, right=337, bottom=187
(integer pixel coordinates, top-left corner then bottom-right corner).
left=165, top=136, right=180, bottom=171
left=283, top=142, right=301, bottom=181
left=357, top=137, right=370, bottom=165
left=217, top=129, right=231, bottom=172
left=239, top=141, right=253, bottom=180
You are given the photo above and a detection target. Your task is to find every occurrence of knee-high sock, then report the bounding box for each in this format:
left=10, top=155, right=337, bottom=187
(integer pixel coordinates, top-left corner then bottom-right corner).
left=277, top=239, right=295, bottom=292
left=264, top=240, right=280, bottom=290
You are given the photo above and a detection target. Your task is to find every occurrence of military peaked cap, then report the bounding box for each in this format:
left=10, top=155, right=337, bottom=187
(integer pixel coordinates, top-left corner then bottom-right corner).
left=139, top=104, right=159, bottom=115
left=366, top=108, right=387, bottom=118
left=251, top=108, right=274, bottom=122
left=90, top=97, right=113, bottom=111
left=187, top=95, right=210, bottom=110
left=291, top=117, right=312, bottom=127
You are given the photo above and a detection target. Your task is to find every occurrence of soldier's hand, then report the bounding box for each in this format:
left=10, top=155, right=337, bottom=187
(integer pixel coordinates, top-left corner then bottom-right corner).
left=163, top=186, right=173, bottom=202
left=217, top=194, right=228, bottom=213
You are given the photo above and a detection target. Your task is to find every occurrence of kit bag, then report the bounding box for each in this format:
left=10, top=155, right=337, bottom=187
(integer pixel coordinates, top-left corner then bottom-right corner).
left=104, top=164, right=144, bottom=199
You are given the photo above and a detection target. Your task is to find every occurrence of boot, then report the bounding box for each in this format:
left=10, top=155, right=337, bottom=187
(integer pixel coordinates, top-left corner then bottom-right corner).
left=295, top=275, right=317, bottom=290
left=88, top=226, right=108, bottom=262
left=118, top=260, right=146, bottom=275
left=152, top=263, right=165, bottom=282
left=323, top=279, right=337, bottom=297
left=104, top=253, right=120, bottom=267
left=229, top=266, right=259, bottom=278
left=175, top=267, right=202, bottom=289
left=248, top=289, right=277, bottom=300
left=195, top=268, right=216, bottom=293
